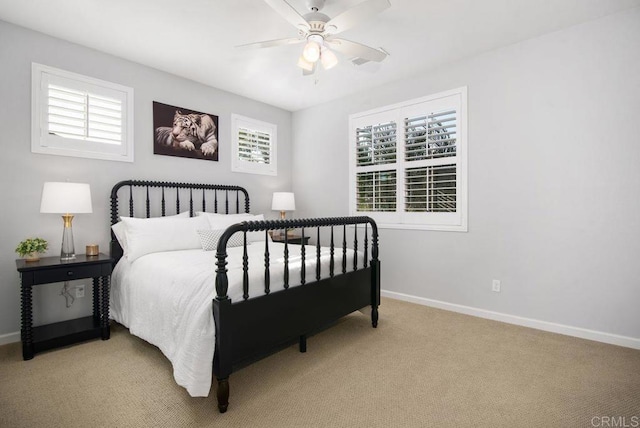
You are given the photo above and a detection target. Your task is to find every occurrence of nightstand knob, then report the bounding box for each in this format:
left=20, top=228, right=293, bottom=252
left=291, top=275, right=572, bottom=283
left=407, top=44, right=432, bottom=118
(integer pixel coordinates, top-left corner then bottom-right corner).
left=67, top=271, right=74, bottom=276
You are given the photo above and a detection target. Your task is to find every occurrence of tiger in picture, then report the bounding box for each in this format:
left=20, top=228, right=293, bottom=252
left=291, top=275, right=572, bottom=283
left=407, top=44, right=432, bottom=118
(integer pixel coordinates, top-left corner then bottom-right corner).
left=155, top=110, right=218, bottom=157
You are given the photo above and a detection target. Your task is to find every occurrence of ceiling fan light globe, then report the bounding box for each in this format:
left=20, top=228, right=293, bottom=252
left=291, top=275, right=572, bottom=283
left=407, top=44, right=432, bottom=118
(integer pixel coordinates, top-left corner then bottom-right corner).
left=302, top=41, right=321, bottom=63
left=297, top=56, right=314, bottom=71
left=321, top=48, right=338, bottom=70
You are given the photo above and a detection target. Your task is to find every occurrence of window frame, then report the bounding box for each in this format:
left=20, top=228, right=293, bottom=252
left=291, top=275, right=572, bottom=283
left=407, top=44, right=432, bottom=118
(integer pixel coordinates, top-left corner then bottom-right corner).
left=230, top=114, right=278, bottom=176
left=349, top=87, right=468, bottom=232
left=31, top=63, right=134, bottom=163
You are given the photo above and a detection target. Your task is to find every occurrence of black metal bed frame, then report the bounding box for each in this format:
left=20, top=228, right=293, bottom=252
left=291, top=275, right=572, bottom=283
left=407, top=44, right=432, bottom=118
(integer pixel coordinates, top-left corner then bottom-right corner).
left=110, top=180, right=380, bottom=413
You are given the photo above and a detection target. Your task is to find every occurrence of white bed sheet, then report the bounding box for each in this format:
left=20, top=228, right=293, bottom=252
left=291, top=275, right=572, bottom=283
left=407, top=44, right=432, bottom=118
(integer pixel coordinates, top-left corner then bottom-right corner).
left=110, top=242, right=361, bottom=397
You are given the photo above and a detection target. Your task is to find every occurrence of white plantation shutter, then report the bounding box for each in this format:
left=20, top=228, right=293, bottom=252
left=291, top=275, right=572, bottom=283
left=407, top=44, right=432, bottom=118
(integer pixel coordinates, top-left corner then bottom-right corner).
left=355, top=122, right=398, bottom=212
left=356, top=170, right=397, bottom=212
left=351, top=111, right=399, bottom=223
left=405, top=164, right=457, bottom=212
left=356, top=121, right=397, bottom=166
left=231, top=114, right=277, bottom=176
left=32, top=63, right=134, bottom=162
left=349, top=88, right=467, bottom=231
left=403, top=109, right=458, bottom=214
left=47, top=84, right=123, bottom=145
left=404, top=110, right=457, bottom=162
left=237, top=127, right=271, bottom=164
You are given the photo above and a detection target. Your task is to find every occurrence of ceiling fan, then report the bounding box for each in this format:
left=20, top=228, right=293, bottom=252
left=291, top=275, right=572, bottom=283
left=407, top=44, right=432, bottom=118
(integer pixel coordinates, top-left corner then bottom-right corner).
left=239, top=0, right=391, bottom=75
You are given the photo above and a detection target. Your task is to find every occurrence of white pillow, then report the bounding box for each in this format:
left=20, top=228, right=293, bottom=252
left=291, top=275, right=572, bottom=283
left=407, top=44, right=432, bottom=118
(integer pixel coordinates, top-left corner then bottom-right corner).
left=111, top=211, right=190, bottom=254
left=111, top=221, right=128, bottom=253
left=121, top=215, right=208, bottom=262
left=196, top=213, right=272, bottom=243
left=197, top=229, right=244, bottom=251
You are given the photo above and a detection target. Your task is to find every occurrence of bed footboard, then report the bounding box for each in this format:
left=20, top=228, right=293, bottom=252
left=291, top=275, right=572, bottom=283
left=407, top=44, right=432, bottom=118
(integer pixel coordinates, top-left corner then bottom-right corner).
left=213, top=217, right=379, bottom=413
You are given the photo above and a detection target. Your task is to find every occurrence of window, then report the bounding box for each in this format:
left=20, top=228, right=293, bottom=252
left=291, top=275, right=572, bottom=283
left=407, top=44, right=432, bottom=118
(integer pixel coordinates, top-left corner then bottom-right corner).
left=231, top=114, right=277, bottom=176
left=31, top=63, right=134, bottom=162
left=349, top=87, right=467, bottom=231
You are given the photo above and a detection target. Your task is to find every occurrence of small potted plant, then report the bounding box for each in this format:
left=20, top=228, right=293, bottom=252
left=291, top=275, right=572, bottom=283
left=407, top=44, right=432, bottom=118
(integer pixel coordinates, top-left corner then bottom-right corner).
left=15, top=237, right=48, bottom=262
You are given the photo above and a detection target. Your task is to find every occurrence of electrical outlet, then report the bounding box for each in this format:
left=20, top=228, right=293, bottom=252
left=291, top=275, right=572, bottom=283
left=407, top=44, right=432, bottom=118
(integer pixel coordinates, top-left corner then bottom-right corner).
left=492, top=279, right=501, bottom=292
left=75, top=284, right=85, bottom=298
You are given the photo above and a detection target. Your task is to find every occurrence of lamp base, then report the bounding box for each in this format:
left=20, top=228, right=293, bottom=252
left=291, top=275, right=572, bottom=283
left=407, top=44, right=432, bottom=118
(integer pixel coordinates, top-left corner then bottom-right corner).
left=60, top=214, right=76, bottom=261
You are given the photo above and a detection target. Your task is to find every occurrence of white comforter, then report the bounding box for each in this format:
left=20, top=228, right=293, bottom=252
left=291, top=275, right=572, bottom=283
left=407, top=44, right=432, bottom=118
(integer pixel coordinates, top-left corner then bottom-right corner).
left=110, top=242, right=360, bottom=397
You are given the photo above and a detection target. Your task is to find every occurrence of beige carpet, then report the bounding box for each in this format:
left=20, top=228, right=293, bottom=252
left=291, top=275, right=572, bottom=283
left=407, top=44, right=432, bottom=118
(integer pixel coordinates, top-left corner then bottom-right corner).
left=0, top=298, right=638, bottom=428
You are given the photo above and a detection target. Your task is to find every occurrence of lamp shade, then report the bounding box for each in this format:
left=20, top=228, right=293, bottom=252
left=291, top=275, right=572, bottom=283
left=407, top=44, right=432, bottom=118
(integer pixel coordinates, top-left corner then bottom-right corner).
left=272, top=192, right=295, bottom=212
left=321, top=48, right=338, bottom=70
left=297, top=55, right=314, bottom=71
left=40, top=182, right=93, bottom=214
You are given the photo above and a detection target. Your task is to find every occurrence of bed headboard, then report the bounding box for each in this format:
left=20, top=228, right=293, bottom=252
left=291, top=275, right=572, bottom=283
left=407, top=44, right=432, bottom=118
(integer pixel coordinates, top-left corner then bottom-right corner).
left=110, top=180, right=250, bottom=263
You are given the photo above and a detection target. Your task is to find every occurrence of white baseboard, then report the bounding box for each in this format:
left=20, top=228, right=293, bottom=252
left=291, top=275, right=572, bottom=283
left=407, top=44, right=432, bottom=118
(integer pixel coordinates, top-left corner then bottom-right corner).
left=381, top=290, right=640, bottom=350
left=0, top=331, right=20, bottom=346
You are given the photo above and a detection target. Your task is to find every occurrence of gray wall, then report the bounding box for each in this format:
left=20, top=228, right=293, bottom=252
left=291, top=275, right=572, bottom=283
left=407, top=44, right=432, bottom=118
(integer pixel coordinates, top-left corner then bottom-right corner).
left=292, top=8, right=640, bottom=339
left=0, top=21, right=292, bottom=336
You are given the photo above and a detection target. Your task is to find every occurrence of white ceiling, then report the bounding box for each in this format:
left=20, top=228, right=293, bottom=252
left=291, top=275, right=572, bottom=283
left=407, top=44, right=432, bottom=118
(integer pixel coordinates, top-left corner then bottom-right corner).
left=1, top=0, right=638, bottom=111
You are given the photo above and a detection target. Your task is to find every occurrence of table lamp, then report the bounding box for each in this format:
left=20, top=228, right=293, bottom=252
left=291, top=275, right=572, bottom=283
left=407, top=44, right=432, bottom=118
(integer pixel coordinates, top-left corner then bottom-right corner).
left=40, top=182, right=93, bottom=260
left=272, top=192, right=295, bottom=220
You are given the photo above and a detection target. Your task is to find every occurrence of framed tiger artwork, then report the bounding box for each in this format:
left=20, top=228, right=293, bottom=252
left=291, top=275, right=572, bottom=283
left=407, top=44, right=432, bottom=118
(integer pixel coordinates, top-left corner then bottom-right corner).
left=153, top=101, right=219, bottom=161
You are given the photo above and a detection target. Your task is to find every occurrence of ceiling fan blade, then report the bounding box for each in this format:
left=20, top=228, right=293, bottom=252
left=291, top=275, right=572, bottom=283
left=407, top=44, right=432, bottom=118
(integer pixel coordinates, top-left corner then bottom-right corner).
left=326, top=38, right=387, bottom=62
left=265, top=0, right=310, bottom=31
left=237, top=37, right=304, bottom=49
left=325, top=0, right=390, bottom=35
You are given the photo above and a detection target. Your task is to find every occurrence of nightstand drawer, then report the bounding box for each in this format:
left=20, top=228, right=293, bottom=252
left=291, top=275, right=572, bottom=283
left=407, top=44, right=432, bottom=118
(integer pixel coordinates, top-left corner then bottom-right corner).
left=33, top=264, right=98, bottom=284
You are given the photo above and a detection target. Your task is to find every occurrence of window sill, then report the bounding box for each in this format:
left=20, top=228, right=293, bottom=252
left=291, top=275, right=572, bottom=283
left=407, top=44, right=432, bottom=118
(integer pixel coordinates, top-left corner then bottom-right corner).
left=375, top=223, right=468, bottom=232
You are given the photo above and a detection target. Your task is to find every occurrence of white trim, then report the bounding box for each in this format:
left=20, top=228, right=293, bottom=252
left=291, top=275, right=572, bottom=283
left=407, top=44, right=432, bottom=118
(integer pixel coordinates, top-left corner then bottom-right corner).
left=376, top=222, right=469, bottom=232
left=0, top=331, right=20, bottom=346
left=381, top=289, right=640, bottom=350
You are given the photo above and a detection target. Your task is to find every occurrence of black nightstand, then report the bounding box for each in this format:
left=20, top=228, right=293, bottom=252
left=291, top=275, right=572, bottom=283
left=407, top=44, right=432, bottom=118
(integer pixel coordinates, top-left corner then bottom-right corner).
left=16, top=253, right=113, bottom=360
left=270, top=232, right=311, bottom=245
